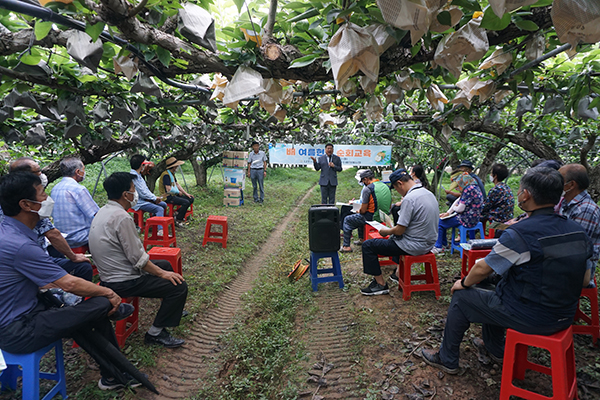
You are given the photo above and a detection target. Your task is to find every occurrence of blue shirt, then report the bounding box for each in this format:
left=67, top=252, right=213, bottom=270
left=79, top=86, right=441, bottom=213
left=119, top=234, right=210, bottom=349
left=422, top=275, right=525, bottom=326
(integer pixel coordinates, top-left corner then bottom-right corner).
left=51, top=177, right=99, bottom=247
left=0, top=206, right=55, bottom=249
left=130, top=169, right=158, bottom=211
left=0, top=217, right=66, bottom=329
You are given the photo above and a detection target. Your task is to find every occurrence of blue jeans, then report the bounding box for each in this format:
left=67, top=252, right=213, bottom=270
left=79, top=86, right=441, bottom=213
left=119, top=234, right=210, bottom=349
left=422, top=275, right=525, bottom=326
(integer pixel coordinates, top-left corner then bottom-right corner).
left=139, top=201, right=167, bottom=217
left=250, top=169, right=265, bottom=202
left=342, top=213, right=373, bottom=247
left=435, top=216, right=461, bottom=248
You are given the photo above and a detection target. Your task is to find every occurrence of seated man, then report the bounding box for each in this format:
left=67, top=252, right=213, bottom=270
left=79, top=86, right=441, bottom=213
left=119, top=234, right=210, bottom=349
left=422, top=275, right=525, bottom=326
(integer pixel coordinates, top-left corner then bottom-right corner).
left=89, top=172, right=188, bottom=348
left=481, top=163, right=514, bottom=227
left=341, top=169, right=391, bottom=253
left=129, top=154, right=167, bottom=217
left=158, top=157, right=194, bottom=228
left=51, top=157, right=99, bottom=249
left=422, top=167, right=591, bottom=374
left=0, top=172, right=141, bottom=391
left=432, top=183, right=483, bottom=254
left=559, top=163, right=600, bottom=287
left=360, top=169, right=438, bottom=296
left=2, top=157, right=92, bottom=281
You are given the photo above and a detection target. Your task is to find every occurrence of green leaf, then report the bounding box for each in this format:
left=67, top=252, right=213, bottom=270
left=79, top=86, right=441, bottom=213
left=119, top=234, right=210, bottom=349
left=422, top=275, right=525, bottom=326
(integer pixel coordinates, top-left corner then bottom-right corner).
left=589, top=96, right=600, bottom=110
left=410, top=42, right=421, bottom=57
left=480, top=7, right=511, bottom=31
left=289, top=54, right=319, bottom=68
left=34, top=21, right=53, bottom=41
left=436, top=11, right=452, bottom=27
left=85, top=22, right=105, bottom=42
left=77, top=74, right=98, bottom=83
left=450, top=0, right=481, bottom=11
left=288, top=8, right=320, bottom=23
left=20, top=53, right=42, bottom=66
left=233, top=0, right=244, bottom=13
left=155, top=46, right=171, bottom=67
left=515, top=20, right=539, bottom=31
left=530, top=0, right=553, bottom=7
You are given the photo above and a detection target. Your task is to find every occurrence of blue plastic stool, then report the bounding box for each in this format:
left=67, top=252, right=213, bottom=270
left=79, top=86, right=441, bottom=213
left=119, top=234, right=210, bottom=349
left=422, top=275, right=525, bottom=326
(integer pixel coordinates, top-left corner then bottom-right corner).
left=450, top=222, right=485, bottom=258
left=309, top=251, right=344, bottom=291
left=0, top=340, right=67, bottom=400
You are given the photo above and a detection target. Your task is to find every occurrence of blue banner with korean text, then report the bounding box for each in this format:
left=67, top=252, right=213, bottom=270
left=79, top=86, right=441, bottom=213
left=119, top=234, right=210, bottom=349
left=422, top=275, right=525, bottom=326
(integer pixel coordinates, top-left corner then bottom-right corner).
left=268, top=143, right=393, bottom=166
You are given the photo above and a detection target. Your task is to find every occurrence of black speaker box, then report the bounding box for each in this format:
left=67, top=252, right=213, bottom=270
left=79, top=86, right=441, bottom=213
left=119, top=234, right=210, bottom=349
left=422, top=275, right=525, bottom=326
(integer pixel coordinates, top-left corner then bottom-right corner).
left=308, top=205, right=340, bottom=253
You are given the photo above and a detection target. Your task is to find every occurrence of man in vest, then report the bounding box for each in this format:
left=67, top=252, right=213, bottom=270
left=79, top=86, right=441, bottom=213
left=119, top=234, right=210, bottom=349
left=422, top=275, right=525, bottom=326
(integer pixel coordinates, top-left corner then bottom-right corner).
left=422, top=167, right=591, bottom=374
left=341, top=170, right=392, bottom=253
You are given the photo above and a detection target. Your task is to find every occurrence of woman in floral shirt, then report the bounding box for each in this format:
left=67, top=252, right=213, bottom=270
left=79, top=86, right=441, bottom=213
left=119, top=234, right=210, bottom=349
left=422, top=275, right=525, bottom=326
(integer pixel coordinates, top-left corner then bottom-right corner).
left=432, top=184, right=484, bottom=253
left=482, top=163, right=514, bottom=225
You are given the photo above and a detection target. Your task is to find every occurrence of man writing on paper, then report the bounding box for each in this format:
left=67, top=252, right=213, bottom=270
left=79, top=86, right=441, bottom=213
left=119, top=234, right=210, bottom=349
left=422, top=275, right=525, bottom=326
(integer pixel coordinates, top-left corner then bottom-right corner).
left=360, top=169, right=438, bottom=296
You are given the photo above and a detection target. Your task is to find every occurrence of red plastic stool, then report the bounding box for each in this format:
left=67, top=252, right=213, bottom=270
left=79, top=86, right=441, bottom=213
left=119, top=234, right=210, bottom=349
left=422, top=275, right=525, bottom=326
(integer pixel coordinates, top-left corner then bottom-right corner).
left=167, top=203, right=194, bottom=221
left=461, top=248, right=492, bottom=278
left=127, top=208, right=146, bottom=230
left=364, top=229, right=397, bottom=266
left=202, top=216, right=228, bottom=248
left=500, top=327, right=578, bottom=400
left=486, top=228, right=496, bottom=239
left=572, top=281, right=599, bottom=346
left=71, top=245, right=98, bottom=276
left=397, top=252, right=440, bottom=300
left=115, top=296, right=139, bottom=348
left=148, top=246, right=183, bottom=275
left=143, top=217, right=176, bottom=250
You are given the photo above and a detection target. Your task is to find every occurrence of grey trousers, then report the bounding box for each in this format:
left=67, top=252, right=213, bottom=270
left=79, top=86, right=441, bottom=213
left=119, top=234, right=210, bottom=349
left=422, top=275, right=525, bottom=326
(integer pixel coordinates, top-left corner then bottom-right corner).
left=250, top=168, right=265, bottom=202
left=438, top=287, right=572, bottom=369
left=320, top=184, right=337, bottom=205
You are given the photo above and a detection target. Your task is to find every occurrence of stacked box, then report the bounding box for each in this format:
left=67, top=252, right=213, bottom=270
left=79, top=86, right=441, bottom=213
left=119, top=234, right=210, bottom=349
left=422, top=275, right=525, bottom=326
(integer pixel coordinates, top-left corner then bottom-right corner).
left=223, top=198, right=241, bottom=207
left=223, top=150, right=247, bottom=160
left=232, top=159, right=247, bottom=168
left=224, top=188, right=241, bottom=198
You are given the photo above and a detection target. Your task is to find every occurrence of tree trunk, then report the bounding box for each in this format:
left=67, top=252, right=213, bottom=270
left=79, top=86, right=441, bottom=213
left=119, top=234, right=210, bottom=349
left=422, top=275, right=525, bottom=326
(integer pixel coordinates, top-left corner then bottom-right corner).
left=190, top=158, right=207, bottom=187
left=478, top=142, right=505, bottom=179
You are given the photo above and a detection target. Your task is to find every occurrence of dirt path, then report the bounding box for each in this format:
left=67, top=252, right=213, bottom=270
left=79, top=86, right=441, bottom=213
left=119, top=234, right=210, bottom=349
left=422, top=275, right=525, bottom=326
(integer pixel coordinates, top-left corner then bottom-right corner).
left=143, top=186, right=317, bottom=399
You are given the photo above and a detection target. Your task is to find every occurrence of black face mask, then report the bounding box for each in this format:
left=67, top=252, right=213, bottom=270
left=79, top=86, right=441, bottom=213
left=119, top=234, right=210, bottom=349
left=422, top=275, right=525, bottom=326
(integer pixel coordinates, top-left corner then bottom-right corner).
left=517, top=190, right=532, bottom=213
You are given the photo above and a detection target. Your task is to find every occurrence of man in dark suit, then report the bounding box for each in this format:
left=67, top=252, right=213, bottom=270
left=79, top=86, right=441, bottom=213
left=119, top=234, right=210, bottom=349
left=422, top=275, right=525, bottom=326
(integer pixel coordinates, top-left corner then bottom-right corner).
left=310, top=143, right=343, bottom=204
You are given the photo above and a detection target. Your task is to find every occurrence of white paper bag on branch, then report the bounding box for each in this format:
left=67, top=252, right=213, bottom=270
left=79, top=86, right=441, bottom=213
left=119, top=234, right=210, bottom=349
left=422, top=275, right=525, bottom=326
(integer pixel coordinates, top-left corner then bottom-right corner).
left=259, top=79, right=283, bottom=114
left=552, top=0, right=600, bottom=48
left=320, top=96, right=334, bottom=111
left=67, top=30, right=103, bottom=73
left=365, top=24, right=396, bottom=55
left=456, top=77, right=496, bottom=102
left=280, top=87, right=294, bottom=104
left=319, top=113, right=336, bottom=127
left=450, top=90, right=472, bottom=109
left=488, top=0, right=538, bottom=18
left=210, top=73, right=228, bottom=101
left=479, top=48, right=513, bottom=75
left=396, top=69, right=421, bottom=91
left=434, top=16, right=489, bottom=78
left=377, top=0, right=448, bottom=45
left=339, top=80, right=357, bottom=97
left=328, top=22, right=380, bottom=91
left=525, top=33, right=546, bottom=61
left=178, top=3, right=217, bottom=52
left=113, top=56, right=138, bottom=80
left=222, top=66, right=265, bottom=107
left=366, top=96, right=384, bottom=122
left=273, top=106, right=287, bottom=122
left=360, top=75, right=377, bottom=94
left=426, top=84, right=448, bottom=112
left=383, top=84, right=403, bottom=104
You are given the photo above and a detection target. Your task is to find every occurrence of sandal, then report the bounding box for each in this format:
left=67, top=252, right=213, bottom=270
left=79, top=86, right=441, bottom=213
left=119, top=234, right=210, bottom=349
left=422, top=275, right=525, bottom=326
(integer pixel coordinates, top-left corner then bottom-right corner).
left=340, top=247, right=353, bottom=253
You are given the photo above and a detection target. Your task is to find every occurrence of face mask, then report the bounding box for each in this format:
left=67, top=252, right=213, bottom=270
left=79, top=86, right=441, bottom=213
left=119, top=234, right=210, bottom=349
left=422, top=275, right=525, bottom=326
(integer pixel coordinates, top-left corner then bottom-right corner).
left=126, top=191, right=138, bottom=208
left=77, top=170, right=86, bottom=181
left=516, top=190, right=531, bottom=213
left=489, top=175, right=494, bottom=183
left=39, top=173, right=48, bottom=188
left=30, top=196, right=55, bottom=218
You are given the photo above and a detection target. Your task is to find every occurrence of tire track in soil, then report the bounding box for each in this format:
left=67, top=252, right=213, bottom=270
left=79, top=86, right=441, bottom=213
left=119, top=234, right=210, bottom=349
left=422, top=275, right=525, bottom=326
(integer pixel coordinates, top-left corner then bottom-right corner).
left=302, top=284, right=364, bottom=399
left=143, top=186, right=317, bottom=400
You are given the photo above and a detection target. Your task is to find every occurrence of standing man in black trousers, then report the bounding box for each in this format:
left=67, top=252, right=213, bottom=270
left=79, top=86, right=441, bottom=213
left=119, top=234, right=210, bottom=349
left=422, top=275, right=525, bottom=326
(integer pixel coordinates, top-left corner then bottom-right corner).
left=310, top=143, right=343, bottom=204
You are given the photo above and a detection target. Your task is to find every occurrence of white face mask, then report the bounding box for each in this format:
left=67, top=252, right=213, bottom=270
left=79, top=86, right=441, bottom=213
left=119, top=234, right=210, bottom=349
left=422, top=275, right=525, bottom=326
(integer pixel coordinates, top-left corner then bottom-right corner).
left=489, top=175, right=494, bottom=183
left=126, top=190, right=138, bottom=208
left=30, top=196, right=55, bottom=218
left=39, top=173, right=48, bottom=188
left=77, top=170, right=86, bottom=181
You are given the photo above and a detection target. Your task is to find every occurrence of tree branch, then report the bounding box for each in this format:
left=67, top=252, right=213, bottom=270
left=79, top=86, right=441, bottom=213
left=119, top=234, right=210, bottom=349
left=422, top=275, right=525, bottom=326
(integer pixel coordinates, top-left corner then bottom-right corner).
left=580, top=130, right=597, bottom=171
left=262, top=0, right=278, bottom=42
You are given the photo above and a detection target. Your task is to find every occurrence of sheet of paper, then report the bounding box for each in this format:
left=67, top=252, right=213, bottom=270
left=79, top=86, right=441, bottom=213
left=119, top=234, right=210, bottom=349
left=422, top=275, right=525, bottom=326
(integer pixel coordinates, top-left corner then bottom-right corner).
left=366, top=220, right=387, bottom=231
left=440, top=212, right=457, bottom=220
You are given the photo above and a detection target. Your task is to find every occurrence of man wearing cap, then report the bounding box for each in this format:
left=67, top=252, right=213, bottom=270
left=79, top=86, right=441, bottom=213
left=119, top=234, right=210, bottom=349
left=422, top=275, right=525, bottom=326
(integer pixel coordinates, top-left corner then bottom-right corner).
left=445, top=160, right=486, bottom=205
left=158, top=157, right=194, bottom=228
left=130, top=154, right=167, bottom=217
left=341, top=170, right=391, bottom=253
left=247, top=141, right=268, bottom=204
left=360, top=169, right=438, bottom=295
left=310, top=143, right=343, bottom=204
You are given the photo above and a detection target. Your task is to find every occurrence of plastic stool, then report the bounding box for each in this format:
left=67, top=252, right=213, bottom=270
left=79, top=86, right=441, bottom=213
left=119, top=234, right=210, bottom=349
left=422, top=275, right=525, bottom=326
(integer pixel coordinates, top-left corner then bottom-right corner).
left=202, top=216, right=228, bottom=248
left=167, top=203, right=194, bottom=221
left=309, top=251, right=344, bottom=291
left=572, top=282, right=599, bottom=346
left=70, top=245, right=98, bottom=276
left=127, top=208, right=146, bottom=230
left=460, top=248, right=492, bottom=278
left=143, top=217, right=176, bottom=250
left=500, top=327, right=577, bottom=400
left=115, top=296, right=139, bottom=348
left=148, top=247, right=183, bottom=275
left=486, top=228, right=496, bottom=239
left=397, top=252, right=440, bottom=300
left=450, top=222, right=485, bottom=258
left=0, top=340, right=67, bottom=400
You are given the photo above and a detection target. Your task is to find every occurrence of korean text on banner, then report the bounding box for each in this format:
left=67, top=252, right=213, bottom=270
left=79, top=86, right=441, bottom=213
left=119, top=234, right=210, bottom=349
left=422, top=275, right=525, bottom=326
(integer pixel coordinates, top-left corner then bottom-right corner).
left=268, top=144, right=393, bottom=167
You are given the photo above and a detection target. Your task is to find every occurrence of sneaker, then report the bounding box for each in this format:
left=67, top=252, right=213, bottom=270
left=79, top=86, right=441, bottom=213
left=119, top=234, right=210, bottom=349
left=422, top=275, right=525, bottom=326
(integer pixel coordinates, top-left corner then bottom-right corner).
left=144, top=329, right=185, bottom=348
left=360, top=280, right=390, bottom=296
left=431, top=247, right=444, bottom=255
left=353, top=239, right=364, bottom=246
left=472, top=337, right=503, bottom=365
left=389, top=272, right=399, bottom=284
left=421, top=349, right=459, bottom=375
left=98, top=373, right=143, bottom=390
left=108, top=303, right=135, bottom=321
left=174, top=220, right=187, bottom=228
